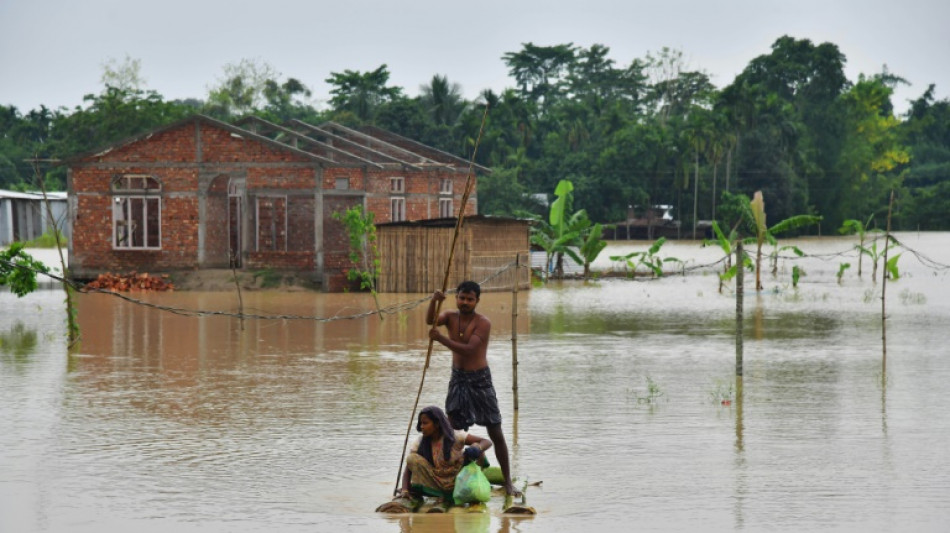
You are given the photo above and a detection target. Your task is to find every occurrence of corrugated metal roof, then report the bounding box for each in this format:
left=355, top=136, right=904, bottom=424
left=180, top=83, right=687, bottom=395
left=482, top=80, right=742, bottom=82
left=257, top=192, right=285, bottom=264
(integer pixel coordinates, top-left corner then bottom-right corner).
left=0, top=189, right=67, bottom=200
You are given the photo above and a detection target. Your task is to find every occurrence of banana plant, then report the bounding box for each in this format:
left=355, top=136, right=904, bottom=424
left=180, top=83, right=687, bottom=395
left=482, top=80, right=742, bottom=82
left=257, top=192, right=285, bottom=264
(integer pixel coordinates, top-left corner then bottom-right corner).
left=839, top=215, right=875, bottom=277
left=609, top=237, right=682, bottom=278
left=857, top=235, right=901, bottom=283
left=746, top=191, right=821, bottom=290
left=704, top=220, right=753, bottom=293
left=766, top=214, right=823, bottom=275
left=529, top=217, right=580, bottom=280
left=791, top=265, right=803, bottom=288
left=530, top=179, right=600, bottom=279
left=578, top=222, right=608, bottom=279
left=836, top=263, right=851, bottom=284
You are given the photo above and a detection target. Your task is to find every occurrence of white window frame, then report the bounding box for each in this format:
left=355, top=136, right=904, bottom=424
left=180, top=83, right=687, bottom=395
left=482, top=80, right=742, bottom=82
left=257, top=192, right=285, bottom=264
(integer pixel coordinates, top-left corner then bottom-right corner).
left=390, top=176, right=405, bottom=193
left=112, top=175, right=161, bottom=250
left=439, top=178, right=453, bottom=195
left=391, top=197, right=406, bottom=222
left=439, top=198, right=454, bottom=218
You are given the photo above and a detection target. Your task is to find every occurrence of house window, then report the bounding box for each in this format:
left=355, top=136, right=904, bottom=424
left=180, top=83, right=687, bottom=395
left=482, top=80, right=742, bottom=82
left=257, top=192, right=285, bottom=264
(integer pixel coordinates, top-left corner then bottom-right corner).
left=256, top=196, right=287, bottom=251
left=439, top=178, right=453, bottom=194
left=390, top=177, right=405, bottom=193
left=112, top=175, right=161, bottom=249
left=439, top=198, right=454, bottom=218
left=335, top=177, right=349, bottom=190
left=391, top=197, right=406, bottom=222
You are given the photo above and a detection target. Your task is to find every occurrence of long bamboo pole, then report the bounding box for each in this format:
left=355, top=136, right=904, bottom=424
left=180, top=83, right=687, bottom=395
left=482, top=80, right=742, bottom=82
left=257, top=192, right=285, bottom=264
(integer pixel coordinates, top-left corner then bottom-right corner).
left=393, top=105, right=490, bottom=493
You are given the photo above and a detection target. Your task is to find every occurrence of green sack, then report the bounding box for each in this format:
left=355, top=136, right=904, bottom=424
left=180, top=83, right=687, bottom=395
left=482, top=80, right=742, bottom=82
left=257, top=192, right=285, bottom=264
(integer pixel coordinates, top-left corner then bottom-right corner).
left=453, top=461, right=492, bottom=505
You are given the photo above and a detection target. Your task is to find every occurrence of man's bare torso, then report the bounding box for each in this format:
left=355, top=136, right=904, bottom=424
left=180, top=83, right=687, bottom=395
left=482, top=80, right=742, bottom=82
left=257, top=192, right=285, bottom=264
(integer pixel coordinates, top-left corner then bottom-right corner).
left=438, top=310, right=491, bottom=371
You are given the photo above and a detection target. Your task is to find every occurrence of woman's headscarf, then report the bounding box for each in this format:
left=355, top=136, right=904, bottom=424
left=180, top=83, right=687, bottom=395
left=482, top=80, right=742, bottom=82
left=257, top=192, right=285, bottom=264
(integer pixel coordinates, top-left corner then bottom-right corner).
left=416, top=405, right=456, bottom=464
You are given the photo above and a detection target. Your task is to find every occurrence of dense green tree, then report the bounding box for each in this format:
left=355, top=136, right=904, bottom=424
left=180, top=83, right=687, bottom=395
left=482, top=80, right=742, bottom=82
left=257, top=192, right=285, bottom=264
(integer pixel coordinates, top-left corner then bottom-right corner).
left=834, top=75, right=909, bottom=228
left=41, top=88, right=191, bottom=188
left=728, top=36, right=850, bottom=229
left=259, top=77, right=321, bottom=124
left=375, top=96, right=432, bottom=141
left=0, top=105, right=54, bottom=188
left=475, top=166, right=542, bottom=217
left=325, top=64, right=402, bottom=123
left=1, top=35, right=947, bottom=234
left=503, top=43, right=576, bottom=110
left=897, top=85, right=950, bottom=229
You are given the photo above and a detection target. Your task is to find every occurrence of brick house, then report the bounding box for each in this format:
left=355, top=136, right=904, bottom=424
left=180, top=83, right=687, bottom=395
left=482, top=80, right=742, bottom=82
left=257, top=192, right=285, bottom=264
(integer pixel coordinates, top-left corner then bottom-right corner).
left=65, top=114, right=484, bottom=291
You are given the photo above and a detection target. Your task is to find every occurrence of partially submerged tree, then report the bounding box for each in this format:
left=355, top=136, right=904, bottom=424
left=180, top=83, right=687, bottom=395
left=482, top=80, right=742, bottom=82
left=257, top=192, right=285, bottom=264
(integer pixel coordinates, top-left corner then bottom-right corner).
left=332, top=205, right=382, bottom=317
left=0, top=243, right=49, bottom=297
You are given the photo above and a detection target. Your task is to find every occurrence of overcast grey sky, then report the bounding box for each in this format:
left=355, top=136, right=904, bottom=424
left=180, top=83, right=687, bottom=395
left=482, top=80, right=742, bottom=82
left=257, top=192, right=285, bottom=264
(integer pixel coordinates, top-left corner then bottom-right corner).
left=2, top=0, right=947, bottom=116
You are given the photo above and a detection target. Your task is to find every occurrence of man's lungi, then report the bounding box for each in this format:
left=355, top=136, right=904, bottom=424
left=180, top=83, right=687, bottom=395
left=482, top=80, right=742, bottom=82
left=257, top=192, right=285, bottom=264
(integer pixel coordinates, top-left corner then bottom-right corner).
left=445, top=366, right=502, bottom=430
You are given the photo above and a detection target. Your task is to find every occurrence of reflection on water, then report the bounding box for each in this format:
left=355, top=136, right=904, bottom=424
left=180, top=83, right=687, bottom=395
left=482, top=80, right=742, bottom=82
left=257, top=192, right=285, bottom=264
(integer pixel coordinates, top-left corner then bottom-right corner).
left=1, top=233, right=950, bottom=532
left=0, top=321, right=39, bottom=361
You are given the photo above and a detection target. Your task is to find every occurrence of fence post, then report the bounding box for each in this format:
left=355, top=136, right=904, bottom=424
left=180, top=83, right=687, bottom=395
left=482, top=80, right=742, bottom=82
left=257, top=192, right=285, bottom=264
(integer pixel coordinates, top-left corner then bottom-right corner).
left=882, top=190, right=895, bottom=374
left=736, top=242, right=744, bottom=378
left=512, top=254, right=520, bottom=411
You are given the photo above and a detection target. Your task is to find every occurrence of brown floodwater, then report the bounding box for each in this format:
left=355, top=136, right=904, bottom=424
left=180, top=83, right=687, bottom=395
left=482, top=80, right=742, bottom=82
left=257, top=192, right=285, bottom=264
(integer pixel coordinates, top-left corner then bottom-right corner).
left=2, top=232, right=949, bottom=532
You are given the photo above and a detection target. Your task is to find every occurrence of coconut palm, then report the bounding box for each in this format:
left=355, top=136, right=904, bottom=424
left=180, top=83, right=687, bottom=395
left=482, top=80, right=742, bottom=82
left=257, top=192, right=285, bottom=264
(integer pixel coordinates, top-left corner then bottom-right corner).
left=419, top=74, right=467, bottom=126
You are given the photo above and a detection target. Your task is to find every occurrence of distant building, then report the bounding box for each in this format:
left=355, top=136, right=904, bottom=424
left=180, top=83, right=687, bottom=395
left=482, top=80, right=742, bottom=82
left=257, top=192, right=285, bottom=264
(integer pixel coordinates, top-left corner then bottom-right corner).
left=64, top=114, right=490, bottom=291
left=0, top=189, right=68, bottom=246
left=603, top=204, right=705, bottom=240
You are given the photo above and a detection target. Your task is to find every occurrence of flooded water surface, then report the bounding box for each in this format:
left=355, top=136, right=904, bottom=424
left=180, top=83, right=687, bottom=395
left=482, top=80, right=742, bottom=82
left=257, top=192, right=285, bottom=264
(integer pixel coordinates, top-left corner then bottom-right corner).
left=2, top=233, right=949, bottom=532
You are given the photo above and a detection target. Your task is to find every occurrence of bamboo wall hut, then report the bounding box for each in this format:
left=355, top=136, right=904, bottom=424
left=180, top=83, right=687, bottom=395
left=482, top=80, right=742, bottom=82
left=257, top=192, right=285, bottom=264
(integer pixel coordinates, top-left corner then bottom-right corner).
left=376, top=215, right=531, bottom=293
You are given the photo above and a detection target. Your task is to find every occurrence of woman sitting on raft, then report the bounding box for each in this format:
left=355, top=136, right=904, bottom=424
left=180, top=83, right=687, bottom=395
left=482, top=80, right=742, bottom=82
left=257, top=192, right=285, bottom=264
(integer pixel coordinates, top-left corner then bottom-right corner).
left=397, top=405, right=492, bottom=502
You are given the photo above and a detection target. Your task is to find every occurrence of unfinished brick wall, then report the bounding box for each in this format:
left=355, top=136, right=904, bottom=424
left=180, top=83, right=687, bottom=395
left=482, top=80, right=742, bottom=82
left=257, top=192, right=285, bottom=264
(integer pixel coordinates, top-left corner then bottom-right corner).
left=361, top=168, right=477, bottom=223
left=70, top=165, right=201, bottom=273
left=69, top=119, right=321, bottom=279
left=68, top=116, right=481, bottom=291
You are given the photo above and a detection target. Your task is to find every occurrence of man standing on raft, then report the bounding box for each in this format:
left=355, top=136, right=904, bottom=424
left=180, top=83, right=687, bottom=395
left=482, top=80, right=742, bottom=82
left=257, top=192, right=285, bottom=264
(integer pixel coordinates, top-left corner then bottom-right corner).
left=427, top=280, right=521, bottom=497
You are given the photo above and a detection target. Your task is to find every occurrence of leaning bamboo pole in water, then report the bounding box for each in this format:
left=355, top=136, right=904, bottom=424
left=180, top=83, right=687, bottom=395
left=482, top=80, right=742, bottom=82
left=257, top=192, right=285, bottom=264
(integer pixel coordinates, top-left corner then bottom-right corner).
left=393, top=105, right=489, bottom=493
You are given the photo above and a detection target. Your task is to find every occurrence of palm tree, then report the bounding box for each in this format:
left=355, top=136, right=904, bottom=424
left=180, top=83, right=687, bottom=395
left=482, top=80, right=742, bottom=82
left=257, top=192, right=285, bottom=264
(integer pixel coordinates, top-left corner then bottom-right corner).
left=419, top=74, right=466, bottom=126
left=681, top=110, right=715, bottom=238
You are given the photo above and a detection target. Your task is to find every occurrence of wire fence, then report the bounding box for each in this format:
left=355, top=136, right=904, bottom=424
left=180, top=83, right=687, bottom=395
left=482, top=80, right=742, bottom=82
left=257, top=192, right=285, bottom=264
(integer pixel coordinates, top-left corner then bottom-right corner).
left=1, top=235, right=948, bottom=324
